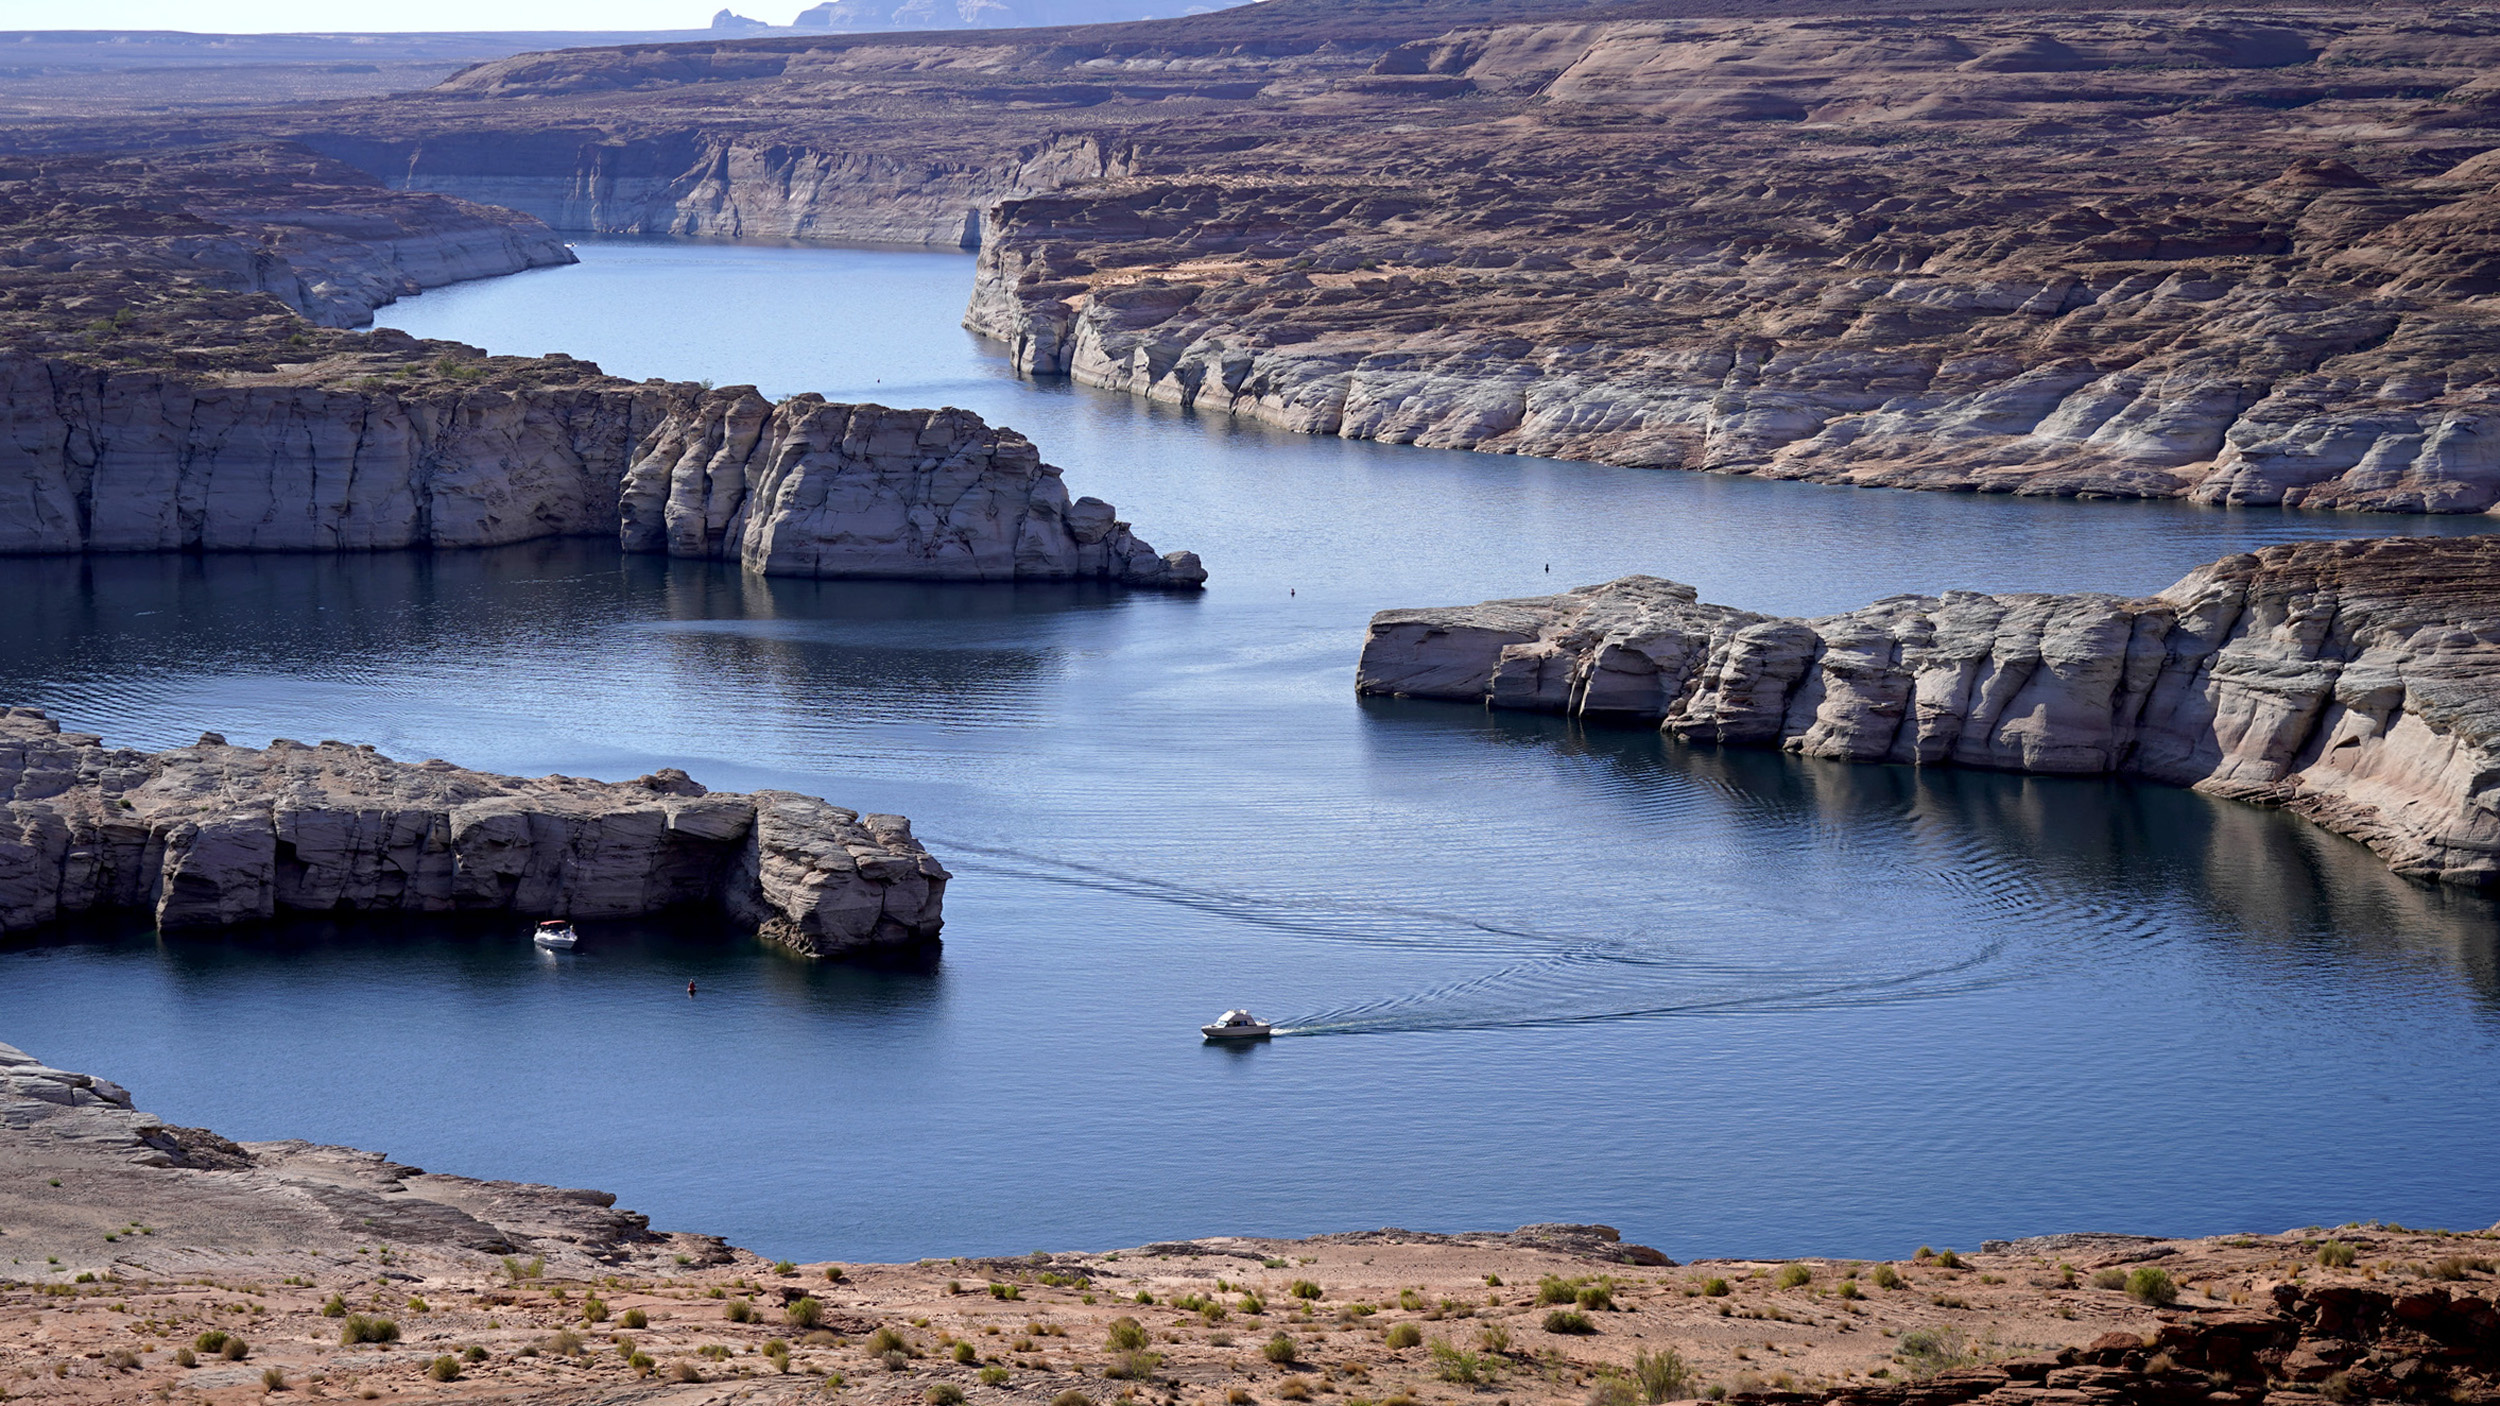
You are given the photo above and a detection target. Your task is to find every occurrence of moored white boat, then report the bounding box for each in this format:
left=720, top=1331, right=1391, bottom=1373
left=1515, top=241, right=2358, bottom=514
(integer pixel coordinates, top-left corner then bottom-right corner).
left=533, top=920, right=580, bottom=950
left=1201, top=1009, right=1272, bottom=1041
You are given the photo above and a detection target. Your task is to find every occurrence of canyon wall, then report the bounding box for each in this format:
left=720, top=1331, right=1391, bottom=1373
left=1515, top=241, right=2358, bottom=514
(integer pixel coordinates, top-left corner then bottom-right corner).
left=0, top=360, right=1204, bottom=585
left=0, top=707, right=947, bottom=952
left=1357, top=536, right=2500, bottom=887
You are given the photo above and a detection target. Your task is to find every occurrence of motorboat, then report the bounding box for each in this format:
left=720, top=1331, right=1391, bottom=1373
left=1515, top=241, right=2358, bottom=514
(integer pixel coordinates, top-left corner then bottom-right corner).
left=1201, top=1009, right=1273, bottom=1041
left=533, top=919, right=581, bottom=951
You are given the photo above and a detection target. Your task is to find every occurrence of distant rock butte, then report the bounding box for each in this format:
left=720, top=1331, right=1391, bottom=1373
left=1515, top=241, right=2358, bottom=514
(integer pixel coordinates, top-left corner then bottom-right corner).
left=0, top=707, right=948, bottom=952
left=1358, top=536, right=2500, bottom=887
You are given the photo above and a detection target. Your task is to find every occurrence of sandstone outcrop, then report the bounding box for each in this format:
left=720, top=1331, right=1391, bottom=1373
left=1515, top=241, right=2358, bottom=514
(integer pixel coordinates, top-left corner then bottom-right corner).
left=0, top=147, right=1203, bottom=585
left=1358, top=536, right=2500, bottom=887
left=0, top=706, right=949, bottom=952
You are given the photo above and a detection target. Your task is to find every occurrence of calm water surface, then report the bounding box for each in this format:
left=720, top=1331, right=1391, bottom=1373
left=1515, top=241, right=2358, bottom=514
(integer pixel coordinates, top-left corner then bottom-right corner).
left=3, top=240, right=2497, bottom=1262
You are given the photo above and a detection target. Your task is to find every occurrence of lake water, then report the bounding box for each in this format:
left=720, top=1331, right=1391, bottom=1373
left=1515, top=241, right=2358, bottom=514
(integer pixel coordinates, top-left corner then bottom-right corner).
left=4, top=239, right=2498, bottom=1263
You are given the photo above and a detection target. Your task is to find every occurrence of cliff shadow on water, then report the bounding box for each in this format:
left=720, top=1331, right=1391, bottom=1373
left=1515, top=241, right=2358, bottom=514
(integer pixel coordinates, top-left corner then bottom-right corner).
left=1310, top=696, right=2500, bottom=1032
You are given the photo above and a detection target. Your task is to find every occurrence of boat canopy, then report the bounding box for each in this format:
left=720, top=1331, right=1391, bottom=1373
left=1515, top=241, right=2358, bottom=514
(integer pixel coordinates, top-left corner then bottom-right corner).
left=1218, top=1010, right=1258, bottom=1025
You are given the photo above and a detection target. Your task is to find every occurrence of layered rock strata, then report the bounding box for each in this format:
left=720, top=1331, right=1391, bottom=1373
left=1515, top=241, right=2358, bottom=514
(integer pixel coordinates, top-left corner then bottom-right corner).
left=0, top=706, right=948, bottom=952
left=0, top=147, right=1202, bottom=585
left=1357, top=536, right=2500, bottom=887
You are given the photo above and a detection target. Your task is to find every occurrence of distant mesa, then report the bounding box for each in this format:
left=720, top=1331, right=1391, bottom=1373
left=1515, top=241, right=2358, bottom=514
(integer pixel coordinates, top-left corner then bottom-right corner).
left=711, top=7, right=775, bottom=29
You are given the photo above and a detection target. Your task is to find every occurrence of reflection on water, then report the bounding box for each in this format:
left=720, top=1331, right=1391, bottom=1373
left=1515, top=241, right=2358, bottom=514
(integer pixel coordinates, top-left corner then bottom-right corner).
left=0, top=244, right=2492, bottom=1262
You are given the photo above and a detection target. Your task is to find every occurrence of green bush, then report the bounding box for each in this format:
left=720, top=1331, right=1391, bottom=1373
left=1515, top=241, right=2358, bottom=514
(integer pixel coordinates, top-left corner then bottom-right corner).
left=1430, top=1340, right=1492, bottom=1384
left=789, top=1297, right=824, bottom=1328
left=2126, top=1268, right=2178, bottom=1306
left=726, top=1299, right=757, bottom=1324
left=928, top=1385, right=966, bottom=1405
left=1106, top=1317, right=1149, bottom=1351
left=340, top=1315, right=400, bottom=1346
left=1871, top=1264, right=1903, bottom=1290
left=981, top=1366, right=1011, bottom=1386
left=1633, top=1348, right=1690, bottom=1404
left=1836, top=1280, right=1863, bottom=1300
left=1542, top=1310, right=1596, bottom=1335
left=319, top=1293, right=347, bottom=1318
left=774, top=1260, right=798, bottom=1275
left=427, top=1355, right=461, bottom=1382
left=954, top=1341, right=979, bottom=1364
left=1264, top=1333, right=1298, bottom=1365
left=990, top=1282, right=1022, bottom=1301
left=1477, top=1323, right=1511, bottom=1355
left=582, top=1294, right=609, bottom=1323
left=1398, top=1289, right=1426, bottom=1312
left=1933, top=1249, right=1963, bottom=1269
left=262, top=1366, right=287, bottom=1391
left=220, top=1336, right=250, bottom=1362
left=1701, top=1278, right=1731, bottom=1297
left=1385, top=1323, right=1423, bottom=1350
left=175, top=1349, right=197, bottom=1368
left=463, top=1345, right=488, bottom=1362
left=629, top=1351, right=655, bottom=1376
left=1588, top=1376, right=1641, bottom=1406
left=883, top=1350, right=912, bottom=1372
left=1536, top=1275, right=1580, bottom=1306
left=1105, top=1350, right=1163, bottom=1381
left=193, top=1330, right=230, bottom=1354
left=1774, top=1264, right=1812, bottom=1290
left=547, top=1330, right=584, bottom=1356
left=621, top=1308, right=648, bottom=1329
left=1290, top=1280, right=1323, bottom=1300
left=870, top=1327, right=911, bottom=1356
left=2318, top=1242, right=2357, bottom=1268
left=1052, top=1392, right=1093, bottom=1406
left=1576, top=1284, right=1614, bottom=1311
left=2090, top=1268, right=2128, bottom=1290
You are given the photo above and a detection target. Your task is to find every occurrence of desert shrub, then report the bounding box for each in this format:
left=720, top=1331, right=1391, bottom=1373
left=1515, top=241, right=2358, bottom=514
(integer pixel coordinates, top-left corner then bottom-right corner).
left=582, top=1294, right=609, bottom=1323
left=1587, top=1374, right=1642, bottom=1406
left=1633, top=1348, right=1691, bottom=1404
left=2322, top=1373, right=2356, bottom=1403
left=928, top=1385, right=966, bottom=1405
left=194, top=1330, right=230, bottom=1353
left=1871, top=1264, right=1903, bottom=1290
left=789, top=1296, right=824, bottom=1328
left=547, top=1329, right=585, bottom=1356
left=2431, top=1256, right=2493, bottom=1281
left=1896, top=1327, right=1969, bottom=1378
left=221, top=1336, right=251, bottom=1361
left=320, top=1293, right=347, bottom=1318
left=338, top=1312, right=397, bottom=1347
left=427, top=1355, right=461, bottom=1382
left=621, top=1308, right=648, bottom=1329
left=870, top=1327, right=911, bottom=1356
left=463, top=1345, right=488, bottom=1363
left=669, top=1359, right=703, bottom=1383
left=1265, top=1332, right=1298, bottom=1364
left=1478, top=1323, right=1512, bottom=1355
left=175, top=1348, right=198, bottom=1368
left=1105, top=1351, right=1164, bottom=1381
left=1280, top=1378, right=1314, bottom=1402
left=407, top=1297, right=429, bottom=1313
left=774, top=1260, right=797, bottom=1275
left=1052, top=1392, right=1094, bottom=1406
left=954, top=1341, right=979, bottom=1364
left=1106, top=1317, right=1149, bottom=1351
left=1774, top=1264, right=1813, bottom=1290
left=1536, top=1275, right=1580, bottom=1306
left=1398, top=1288, right=1426, bottom=1311
left=259, top=1365, right=287, bottom=1390
left=725, top=1298, right=757, bottom=1324
left=1430, top=1340, right=1493, bottom=1384
left=1701, top=1278, right=1731, bottom=1297
left=502, top=1255, right=545, bottom=1282
left=1242, top=1294, right=1266, bottom=1315
left=1933, top=1249, right=1963, bottom=1269
left=883, top=1350, right=912, bottom=1372
left=629, top=1351, right=655, bottom=1376
left=991, top=1283, right=1022, bottom=1301
left=1837, top=1280, right=1863, bottom=1300
left=981, top=1366, right=1011, bottom=1386
left=1385, top=1322, right=1423, bottom=1350
left=2126, top=1268, right=2179, bottom=1307
left=1543, top=1310, right=1596, bottom=1335
left=827, top=1265, right=848, bottom=1282
left=2317, top=1242, right=2358, bottom=1268
left=1290, top=1280, right=1323, bottom=1300
left=2090, top=1269, right=2128, bottom=1290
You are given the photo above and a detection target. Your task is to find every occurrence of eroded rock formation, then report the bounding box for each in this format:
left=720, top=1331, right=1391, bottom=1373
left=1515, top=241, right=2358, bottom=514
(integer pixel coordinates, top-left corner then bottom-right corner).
left=0, top=147, right=1202, bottom=585
left=0, top=707, right=949, bottom=952
left=1358, top=536, right=2500, bottom=886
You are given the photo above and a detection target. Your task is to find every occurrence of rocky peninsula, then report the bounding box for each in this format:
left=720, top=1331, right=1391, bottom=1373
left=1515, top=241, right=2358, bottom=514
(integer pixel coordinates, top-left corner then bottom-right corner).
left=0, top=145, right=1202, bottom=586
left=5, top=1036, right=2498, bottom=1405
left=0, top=707, right=947, bottom=953
left=1359, top=536, right=2500, bottom=888
left=71, top=0, right=2497, bottom=514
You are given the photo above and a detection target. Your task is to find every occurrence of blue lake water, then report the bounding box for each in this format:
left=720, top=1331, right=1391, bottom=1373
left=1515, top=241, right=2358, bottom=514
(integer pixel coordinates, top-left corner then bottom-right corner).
left=3, top=239, right=2497, bottom=1262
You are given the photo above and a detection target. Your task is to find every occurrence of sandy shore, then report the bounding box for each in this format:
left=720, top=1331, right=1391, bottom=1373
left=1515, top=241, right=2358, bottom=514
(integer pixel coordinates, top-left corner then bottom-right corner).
left=5, top=1041, right=2498, bottom=1404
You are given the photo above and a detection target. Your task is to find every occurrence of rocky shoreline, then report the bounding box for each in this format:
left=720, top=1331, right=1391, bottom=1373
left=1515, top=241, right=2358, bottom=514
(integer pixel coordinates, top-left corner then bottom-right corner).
left=1358, top=536, right=2500, bottom=889
left=5, top=1036, right=2497, bottom=1405
left=0, top=707, right=947, bottom=953
left=0, top=145, right=1203, bottom=587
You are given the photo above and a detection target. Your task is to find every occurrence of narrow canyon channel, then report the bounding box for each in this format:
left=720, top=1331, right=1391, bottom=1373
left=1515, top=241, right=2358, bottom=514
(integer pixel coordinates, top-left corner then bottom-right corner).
left=4, top=239, right=2498, bottom=1262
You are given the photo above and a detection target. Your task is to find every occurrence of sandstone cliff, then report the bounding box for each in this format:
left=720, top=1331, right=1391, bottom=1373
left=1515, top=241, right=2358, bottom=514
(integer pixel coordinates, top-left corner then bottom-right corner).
left=0, top=707, right=949, bottom=953
left=0, top=148, right=1203, bottom=586
left=1358, top=537, right=2500, bottom=887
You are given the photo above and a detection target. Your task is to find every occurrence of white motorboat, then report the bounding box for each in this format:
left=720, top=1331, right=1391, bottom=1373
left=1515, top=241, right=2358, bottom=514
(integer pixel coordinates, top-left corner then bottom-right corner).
left=1201, top=1009, right=1272, bottom=1041
left=532, top=920, right=581, bottom=951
